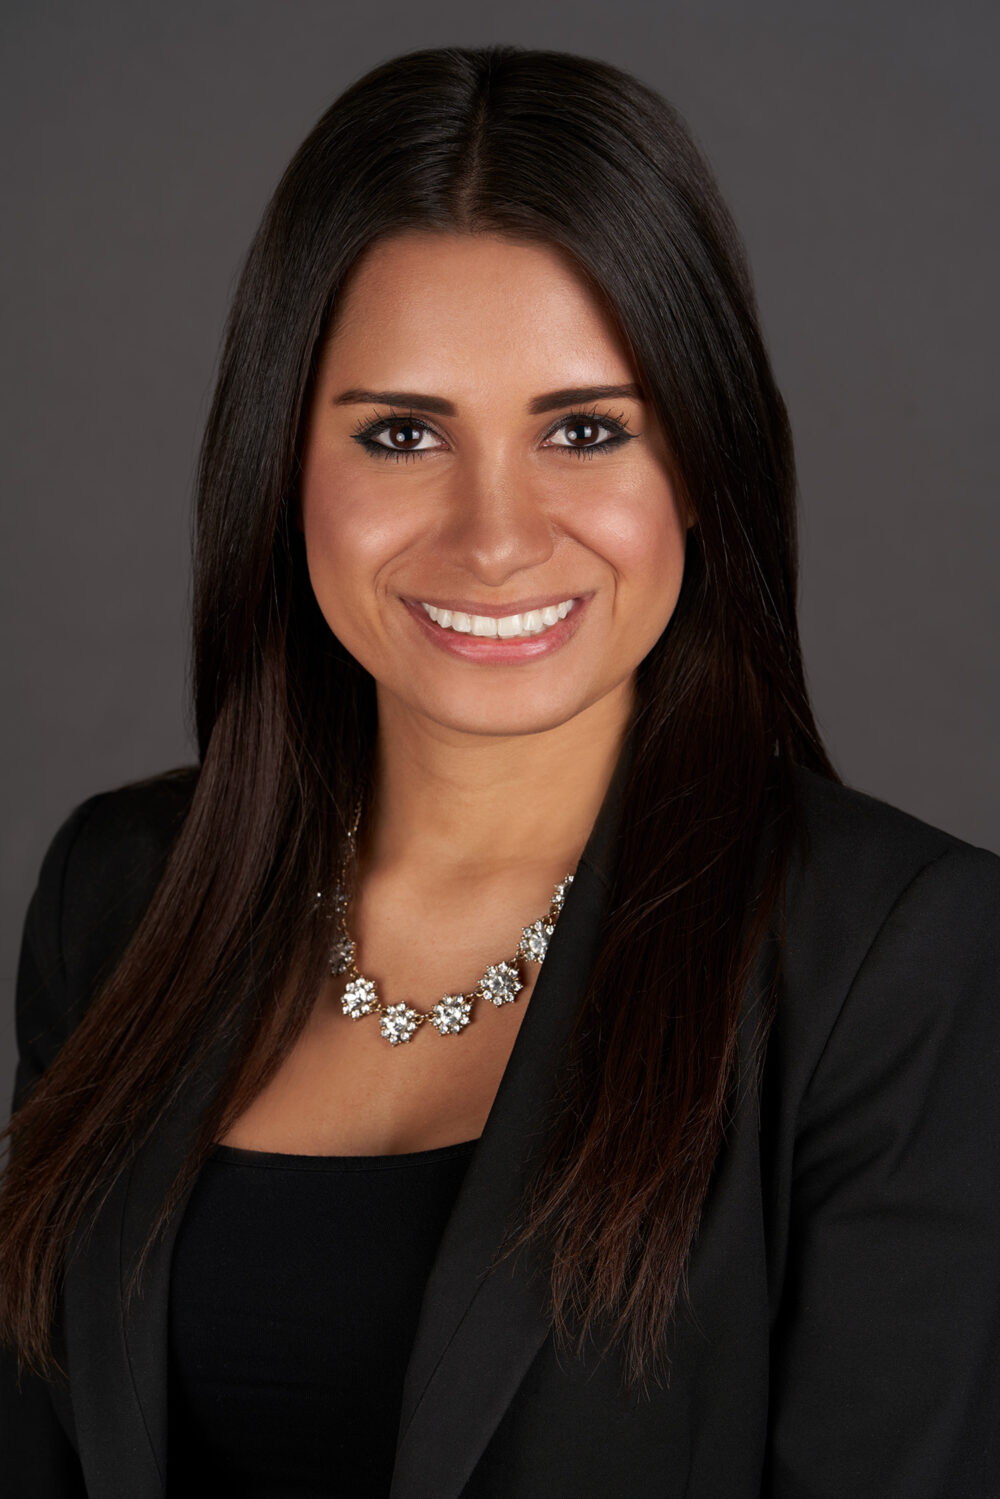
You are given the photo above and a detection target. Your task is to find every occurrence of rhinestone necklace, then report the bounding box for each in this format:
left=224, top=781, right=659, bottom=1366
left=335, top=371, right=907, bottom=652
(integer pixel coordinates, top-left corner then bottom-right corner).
left=321, top=812, right=574, bottom=1046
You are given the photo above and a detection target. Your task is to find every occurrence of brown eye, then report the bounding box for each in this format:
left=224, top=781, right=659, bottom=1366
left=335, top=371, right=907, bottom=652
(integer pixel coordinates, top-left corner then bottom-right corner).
left=546, top=411, right=634, bottom=459
left=563, top=420, right=602, bottom=447
left=351, top=415, right=447, bottom=462
left=379, top=421, right=427, bottom=451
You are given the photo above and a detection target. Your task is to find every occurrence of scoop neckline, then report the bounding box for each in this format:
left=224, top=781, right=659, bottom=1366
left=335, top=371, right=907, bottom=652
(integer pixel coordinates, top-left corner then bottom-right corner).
left=208, top=1136, right=482, bottom=1171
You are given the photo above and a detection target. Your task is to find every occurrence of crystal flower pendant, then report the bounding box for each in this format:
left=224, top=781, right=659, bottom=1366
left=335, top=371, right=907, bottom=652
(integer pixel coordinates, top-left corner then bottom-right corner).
left=326, top=872, right=574, bottom=1046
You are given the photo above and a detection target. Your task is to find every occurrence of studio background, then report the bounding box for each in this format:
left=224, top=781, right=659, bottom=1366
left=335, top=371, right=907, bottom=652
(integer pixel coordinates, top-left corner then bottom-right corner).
left=3, top=0, right=997, bottom=1106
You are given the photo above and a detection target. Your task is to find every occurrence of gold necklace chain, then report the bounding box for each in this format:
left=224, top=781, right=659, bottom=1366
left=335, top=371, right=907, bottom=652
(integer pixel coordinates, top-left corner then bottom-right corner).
left=320, top=804, right=574, bottom=1045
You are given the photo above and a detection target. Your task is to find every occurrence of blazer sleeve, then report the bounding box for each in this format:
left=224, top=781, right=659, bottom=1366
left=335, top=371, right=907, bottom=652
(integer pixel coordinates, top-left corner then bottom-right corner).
left=1, top=801, right=98, bottom=1498
left=764, top=844, right=1000, bottom=1498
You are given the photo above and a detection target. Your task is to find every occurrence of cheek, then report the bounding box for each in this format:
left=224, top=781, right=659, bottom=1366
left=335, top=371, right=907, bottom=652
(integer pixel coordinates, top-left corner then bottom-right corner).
left=300, top=464, right=420, bottom=607
left=576, top=474, right=687, bottom=599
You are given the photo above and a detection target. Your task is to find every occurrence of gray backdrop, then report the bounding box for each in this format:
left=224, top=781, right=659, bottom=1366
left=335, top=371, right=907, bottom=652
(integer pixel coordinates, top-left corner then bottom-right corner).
left=3, top=1, right=998, bottom=1096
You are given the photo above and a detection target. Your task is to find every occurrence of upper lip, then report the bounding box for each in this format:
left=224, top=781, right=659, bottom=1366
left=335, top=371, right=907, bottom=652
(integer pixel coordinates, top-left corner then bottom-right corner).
left=404, top=592, right=589, bottom=618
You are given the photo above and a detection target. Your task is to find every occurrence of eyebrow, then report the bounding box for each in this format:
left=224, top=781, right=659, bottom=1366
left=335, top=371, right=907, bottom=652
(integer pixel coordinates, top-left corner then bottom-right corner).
left=332, top=383, right=645, bottom=416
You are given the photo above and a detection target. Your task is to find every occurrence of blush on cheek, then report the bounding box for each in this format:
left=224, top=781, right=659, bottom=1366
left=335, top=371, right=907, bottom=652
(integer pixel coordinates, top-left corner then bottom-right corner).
left=585, top=488, right=686, bottom=578
left=304, top=468, right=435, bottom=565
left=300, top=493, right=427, bottom=674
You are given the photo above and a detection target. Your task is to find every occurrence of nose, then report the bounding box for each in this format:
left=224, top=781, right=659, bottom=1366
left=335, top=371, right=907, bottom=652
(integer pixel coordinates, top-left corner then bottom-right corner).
left=441, top=460, right=554, bottom=587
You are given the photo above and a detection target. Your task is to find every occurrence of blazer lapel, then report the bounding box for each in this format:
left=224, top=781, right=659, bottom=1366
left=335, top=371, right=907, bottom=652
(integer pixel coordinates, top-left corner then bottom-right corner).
left=389, top=748, right=628, bottom=1499
left=63, top=1021, right=238, bottom=1499
left=63, top=743, right=628, bottom=1499
left=61, top=1157, right=159, bottom=1499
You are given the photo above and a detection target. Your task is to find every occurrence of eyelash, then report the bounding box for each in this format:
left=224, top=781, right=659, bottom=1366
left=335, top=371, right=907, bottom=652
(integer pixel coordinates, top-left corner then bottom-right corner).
left=349, top=406, right=636, bottom=463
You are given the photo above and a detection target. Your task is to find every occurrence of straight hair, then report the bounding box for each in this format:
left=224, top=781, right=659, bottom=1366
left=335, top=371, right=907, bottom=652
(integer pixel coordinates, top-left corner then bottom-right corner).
left=1, top=43, right=836, bottom=1394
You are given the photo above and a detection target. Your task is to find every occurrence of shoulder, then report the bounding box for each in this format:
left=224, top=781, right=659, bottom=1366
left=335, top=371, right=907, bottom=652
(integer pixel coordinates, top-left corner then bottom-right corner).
left=40, top=765, right=199, bottom=959
left=59, top=763, right=199, bottom=873
left=771, top=765, right=1000, bottom=1102
left=787, top=763, right=1000, bottom=936
left=14, top=768, right=199, bottom=1095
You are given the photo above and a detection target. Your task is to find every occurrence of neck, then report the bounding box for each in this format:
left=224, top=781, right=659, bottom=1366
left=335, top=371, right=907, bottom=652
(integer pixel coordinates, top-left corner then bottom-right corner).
left=363, top=680, right=633, bottom=881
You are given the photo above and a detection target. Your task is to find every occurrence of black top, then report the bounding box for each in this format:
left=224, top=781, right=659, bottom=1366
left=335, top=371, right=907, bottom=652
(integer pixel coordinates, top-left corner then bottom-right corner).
left=167, top=1136, right=480, bottom=1499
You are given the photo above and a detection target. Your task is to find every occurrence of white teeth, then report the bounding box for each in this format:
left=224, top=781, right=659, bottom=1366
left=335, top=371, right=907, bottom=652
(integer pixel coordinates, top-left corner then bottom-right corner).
left=419, top=598, right=576, bottom=639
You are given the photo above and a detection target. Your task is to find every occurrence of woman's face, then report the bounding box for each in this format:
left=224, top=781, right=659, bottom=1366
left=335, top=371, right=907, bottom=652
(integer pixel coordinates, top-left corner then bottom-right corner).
left=300, top=230, right=690, bottom=741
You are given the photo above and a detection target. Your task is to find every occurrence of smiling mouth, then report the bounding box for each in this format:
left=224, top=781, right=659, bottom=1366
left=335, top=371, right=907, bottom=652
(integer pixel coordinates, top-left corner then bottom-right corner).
left=418, top=598, right=576, bottom=639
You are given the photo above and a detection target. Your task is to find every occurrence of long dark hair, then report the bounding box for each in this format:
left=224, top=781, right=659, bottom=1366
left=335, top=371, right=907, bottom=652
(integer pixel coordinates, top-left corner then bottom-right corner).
left=1, top=43, right=836, bottom=1392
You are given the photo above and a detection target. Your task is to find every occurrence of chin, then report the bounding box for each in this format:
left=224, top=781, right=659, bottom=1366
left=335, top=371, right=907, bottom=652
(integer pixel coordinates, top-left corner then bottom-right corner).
left=390, top=681, right=601, bottom=740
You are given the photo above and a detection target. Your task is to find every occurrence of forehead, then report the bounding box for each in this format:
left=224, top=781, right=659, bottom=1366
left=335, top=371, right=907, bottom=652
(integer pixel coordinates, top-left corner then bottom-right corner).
left=321, top=230, right=636, bottom=386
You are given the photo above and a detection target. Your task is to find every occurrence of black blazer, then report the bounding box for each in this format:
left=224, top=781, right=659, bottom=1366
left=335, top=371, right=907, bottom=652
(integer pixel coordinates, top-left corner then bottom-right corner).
left=3, top=759, right=1000, bottom=1498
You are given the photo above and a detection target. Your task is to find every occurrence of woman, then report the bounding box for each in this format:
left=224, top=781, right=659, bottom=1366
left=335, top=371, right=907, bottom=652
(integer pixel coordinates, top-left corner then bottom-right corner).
left=2, top=42, right=998, bottom=1499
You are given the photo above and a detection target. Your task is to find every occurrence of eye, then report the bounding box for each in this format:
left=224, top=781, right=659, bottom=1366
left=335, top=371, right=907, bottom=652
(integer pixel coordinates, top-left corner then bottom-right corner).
left=350, top=411, right=446, bottom=462
left=544, top=409, right=634, bottom=459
